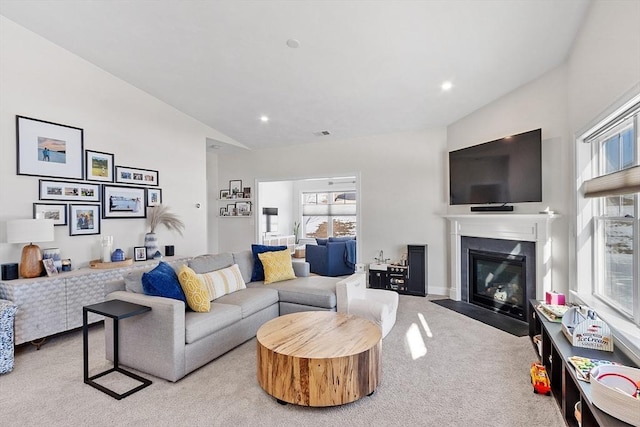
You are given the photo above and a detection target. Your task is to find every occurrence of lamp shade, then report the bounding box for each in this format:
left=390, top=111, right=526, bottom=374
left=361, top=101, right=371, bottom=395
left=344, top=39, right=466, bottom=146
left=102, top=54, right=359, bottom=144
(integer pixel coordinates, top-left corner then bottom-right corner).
left=7, top=219, right=55, bottom=244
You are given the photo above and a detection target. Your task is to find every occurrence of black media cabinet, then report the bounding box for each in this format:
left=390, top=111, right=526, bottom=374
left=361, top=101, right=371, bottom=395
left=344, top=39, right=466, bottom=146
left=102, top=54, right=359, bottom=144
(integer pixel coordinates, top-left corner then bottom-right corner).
left=528, top=300, right=636, bottom=427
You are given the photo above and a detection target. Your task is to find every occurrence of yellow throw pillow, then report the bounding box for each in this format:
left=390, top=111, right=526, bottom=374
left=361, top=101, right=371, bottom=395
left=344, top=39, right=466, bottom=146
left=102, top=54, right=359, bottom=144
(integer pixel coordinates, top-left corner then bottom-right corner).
left=177, top=265, right=211, bottom=312
left=257, top=249, right=296, bottom=284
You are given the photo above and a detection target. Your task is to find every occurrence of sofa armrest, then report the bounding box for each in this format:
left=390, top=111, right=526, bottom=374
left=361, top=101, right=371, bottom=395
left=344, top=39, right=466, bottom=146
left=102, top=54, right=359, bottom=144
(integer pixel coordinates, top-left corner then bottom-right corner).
left=105, top=291, right=187, bottom=382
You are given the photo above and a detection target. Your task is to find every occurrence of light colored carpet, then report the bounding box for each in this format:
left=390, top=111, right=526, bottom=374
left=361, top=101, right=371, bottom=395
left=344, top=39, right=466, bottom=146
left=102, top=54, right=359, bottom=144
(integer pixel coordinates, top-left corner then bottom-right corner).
left=1, top=296, right=564, bottom=426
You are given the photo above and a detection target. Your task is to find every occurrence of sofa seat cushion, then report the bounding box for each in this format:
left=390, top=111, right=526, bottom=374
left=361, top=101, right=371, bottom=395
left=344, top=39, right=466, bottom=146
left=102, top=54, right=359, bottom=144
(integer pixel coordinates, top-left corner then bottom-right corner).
left=265, top=276, right=338, bottom=309
left=184, top=303, right=242, bottom=344
left=214, top=287, right=279, bottom=319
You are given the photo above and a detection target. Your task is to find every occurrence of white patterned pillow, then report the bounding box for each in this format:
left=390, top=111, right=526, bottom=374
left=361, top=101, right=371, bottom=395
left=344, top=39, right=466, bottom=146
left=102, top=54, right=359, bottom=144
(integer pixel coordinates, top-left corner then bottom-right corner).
left=198, top=263, right=247, bottom=301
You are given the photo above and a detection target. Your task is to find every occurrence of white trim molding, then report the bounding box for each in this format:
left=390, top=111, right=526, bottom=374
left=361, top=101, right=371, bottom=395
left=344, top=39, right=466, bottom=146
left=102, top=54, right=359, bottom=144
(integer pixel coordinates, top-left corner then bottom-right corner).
left=444, top=213, right=559, bottom=302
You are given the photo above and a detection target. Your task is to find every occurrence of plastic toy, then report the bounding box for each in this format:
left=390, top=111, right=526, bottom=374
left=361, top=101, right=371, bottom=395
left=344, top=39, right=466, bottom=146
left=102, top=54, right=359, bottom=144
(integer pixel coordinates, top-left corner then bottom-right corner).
left=531, top=362, right=551, bottom=395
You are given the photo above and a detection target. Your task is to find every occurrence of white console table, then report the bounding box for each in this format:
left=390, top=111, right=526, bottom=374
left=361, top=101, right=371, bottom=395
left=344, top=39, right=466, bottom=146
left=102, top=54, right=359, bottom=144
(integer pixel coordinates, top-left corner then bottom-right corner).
left=0, top=256, right=189, bottom=346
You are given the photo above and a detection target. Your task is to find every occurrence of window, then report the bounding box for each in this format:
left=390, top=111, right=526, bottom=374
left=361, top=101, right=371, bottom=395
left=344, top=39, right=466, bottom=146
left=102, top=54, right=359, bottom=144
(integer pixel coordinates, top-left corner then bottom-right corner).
left=302, top=191, right=356, bottom=238
left=585, top=106, right=639, bottom=321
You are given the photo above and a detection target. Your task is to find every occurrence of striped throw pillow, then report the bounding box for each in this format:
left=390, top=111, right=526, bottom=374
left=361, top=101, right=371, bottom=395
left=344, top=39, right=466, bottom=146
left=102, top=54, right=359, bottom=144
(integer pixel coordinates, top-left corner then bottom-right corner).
left=198, top=263, right=247, bottom=300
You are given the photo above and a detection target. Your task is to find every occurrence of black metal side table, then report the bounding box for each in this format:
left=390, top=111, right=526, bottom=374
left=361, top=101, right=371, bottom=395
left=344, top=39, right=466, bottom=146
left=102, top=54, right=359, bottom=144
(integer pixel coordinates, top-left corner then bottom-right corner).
left=83, top=300, right=152, bottom=400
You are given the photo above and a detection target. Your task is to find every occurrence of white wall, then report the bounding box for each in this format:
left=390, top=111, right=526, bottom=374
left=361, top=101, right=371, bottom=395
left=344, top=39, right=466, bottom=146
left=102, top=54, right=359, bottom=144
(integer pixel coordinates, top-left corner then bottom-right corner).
left=445, top=0, right=640, bottom=302
left=446, top=66, right=571, bottom=294
left=0, top=17, right=230, bottom=268
left=258, top=180, right=294, bottom=239
left=211, top=129, right=449, bottom=295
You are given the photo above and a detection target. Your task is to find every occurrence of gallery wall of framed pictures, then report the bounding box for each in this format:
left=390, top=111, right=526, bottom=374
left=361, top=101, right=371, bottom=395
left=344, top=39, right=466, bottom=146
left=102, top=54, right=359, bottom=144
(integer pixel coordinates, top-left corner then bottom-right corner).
left=218, top=179, right=252, bottom=217
left=16, top=114, right=166, bottom=236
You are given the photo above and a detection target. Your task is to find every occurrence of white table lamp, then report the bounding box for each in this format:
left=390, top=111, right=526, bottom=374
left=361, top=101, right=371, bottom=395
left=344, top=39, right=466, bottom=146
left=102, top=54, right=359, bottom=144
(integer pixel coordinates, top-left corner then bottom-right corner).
left=7, top=219, right=55, bottom=278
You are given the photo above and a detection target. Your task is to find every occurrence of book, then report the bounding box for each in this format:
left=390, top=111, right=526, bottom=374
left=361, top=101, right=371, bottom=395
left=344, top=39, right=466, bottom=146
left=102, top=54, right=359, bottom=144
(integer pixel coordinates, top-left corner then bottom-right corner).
left=536, top=303, right=569, bottom=322
left=567, top=356, right=620, bottom=382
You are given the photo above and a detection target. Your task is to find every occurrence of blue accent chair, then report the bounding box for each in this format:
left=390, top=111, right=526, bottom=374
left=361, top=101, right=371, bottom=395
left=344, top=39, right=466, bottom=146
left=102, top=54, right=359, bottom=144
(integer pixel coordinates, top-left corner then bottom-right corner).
left=306, top=237, right=356, bottom=277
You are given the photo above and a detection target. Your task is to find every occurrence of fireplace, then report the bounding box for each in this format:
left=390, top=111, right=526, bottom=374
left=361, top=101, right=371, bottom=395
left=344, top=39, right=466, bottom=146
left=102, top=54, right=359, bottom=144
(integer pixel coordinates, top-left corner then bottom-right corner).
left=469, top=249, right=526, bottom=320
left=461, top=236, right=536, bottom=322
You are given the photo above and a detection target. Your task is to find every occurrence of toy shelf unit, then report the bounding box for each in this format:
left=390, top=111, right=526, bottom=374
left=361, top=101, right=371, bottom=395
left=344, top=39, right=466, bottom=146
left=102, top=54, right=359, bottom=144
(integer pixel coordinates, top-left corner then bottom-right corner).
left=368, top=245, right=427, bottom=297
left=528, top=300, right=637, bottom=427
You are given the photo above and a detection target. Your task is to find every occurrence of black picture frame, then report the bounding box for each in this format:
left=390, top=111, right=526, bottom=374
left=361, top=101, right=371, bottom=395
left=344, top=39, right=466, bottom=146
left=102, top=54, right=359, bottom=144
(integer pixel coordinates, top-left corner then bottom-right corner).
left=147, top=188, right=162, bottom=207
left=134, top=246, right=147, bottom=261
left=229, top=180, right=242, bottom=196
left=69, top=204, right=101, bottom=236
left=85, top=150, right=115, bottom=182
left=115, top=165, right=159, bottom=186
left=33, top=202, right=68, bottom=226
left=219, top=207, right=226, bottom=216
left=102, top=185, right=147, bottom=219
left=16, top=115, right=84, bottom=180
left=220, top=189, right=230, bottom=199
left=39, top=179, right=100, bottom=202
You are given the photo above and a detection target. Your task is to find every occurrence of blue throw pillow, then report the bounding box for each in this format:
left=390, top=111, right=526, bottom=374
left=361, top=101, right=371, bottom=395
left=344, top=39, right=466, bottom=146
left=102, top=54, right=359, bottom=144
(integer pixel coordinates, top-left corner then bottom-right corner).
left=251, top=244, right=287, bottom=282
left=141, top=261, right=186, bottom=303
left=316, top=238, right=328, bottom=246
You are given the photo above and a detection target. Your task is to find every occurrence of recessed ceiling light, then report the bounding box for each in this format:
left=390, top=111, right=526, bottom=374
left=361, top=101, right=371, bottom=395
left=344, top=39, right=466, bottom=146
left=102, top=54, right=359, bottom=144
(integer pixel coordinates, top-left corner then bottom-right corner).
left=260, top=116, right=269, bottom=122
left=286, top=39, right=300, bottom=48
left=441, top=81, right=453, bottom=91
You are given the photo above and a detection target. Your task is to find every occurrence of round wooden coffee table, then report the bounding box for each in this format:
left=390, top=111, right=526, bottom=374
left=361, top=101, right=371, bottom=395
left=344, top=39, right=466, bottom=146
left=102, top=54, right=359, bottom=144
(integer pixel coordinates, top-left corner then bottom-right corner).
left=256, top=311, right=382, bottom=407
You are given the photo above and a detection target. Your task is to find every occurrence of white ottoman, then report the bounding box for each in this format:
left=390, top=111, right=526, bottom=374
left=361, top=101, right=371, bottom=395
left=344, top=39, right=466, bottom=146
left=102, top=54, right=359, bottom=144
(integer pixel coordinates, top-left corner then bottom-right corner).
left=336, top=273, right=399, bottom=338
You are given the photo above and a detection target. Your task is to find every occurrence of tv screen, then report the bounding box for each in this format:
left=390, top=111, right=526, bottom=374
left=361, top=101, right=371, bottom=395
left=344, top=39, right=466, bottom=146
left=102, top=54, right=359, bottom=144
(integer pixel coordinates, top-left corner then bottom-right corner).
left=449, top=129, right=542, bottom=205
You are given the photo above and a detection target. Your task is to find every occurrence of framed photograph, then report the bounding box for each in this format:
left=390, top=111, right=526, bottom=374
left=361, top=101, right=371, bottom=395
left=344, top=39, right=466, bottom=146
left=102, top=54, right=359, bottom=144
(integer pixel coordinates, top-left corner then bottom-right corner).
left=219, top=207, right=226, bottom=216
left=102, top=185, right=146, bottom=218
left=134, top=246, right=147, bottom=262
left=243, top=187, right=252, bottom=198
left=226, top=204, right=236, bottom=216
left=236, top=192, right=244, bottom=199
left=229, top=180, right=242, bottom=196
left=115, top=165, right=159, bottom=186
left=16, top=115, right=84, bottom=180
left=69, top=204, right=101, bottom=236
left=235, top=201, right=251, bottom=215
left=43, top=258, right=58, bottom=276
left=85, top=150, right=114, bottom=182
left=33, top=202, right=67, bottom=226
left=39, top=179, right=100, bottom=202
left=147, top=188, right=162, bottom=207
left=220, top=189, right=230, bottom=199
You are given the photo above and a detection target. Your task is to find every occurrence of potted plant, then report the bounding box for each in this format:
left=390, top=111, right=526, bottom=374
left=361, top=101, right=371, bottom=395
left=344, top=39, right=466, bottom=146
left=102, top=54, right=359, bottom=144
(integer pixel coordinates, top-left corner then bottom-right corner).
left=145, top=205, right=185, bottom=259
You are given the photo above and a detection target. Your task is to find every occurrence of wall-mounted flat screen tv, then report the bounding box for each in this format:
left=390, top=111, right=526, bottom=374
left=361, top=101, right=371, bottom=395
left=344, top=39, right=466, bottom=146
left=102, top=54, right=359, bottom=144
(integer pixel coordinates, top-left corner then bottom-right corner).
left=449, top=128, right=542, bottom=205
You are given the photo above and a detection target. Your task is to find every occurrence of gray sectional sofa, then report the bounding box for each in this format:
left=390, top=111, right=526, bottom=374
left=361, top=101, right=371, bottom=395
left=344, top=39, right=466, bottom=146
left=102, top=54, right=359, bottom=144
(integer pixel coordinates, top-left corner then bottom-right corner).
left=104, top=249, right=341, bottom=382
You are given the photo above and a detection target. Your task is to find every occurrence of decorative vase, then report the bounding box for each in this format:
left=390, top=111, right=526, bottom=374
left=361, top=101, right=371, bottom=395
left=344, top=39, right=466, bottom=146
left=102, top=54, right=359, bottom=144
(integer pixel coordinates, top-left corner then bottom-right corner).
left=144, top=232, right=159, bottom=260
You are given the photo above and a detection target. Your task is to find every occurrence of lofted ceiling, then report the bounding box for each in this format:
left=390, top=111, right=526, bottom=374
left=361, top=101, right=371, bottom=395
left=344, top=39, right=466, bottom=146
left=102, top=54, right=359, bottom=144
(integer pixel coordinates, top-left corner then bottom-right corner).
left=0, top=0, right=591, bottom=150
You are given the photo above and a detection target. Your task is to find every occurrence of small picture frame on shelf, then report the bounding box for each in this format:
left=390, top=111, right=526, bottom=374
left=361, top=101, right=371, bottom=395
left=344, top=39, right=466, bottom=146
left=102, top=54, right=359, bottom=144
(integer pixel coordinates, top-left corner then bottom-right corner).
left=220, top=189, right=230, bottom=199
left=134, top=246, right=147, bottom=261
left=219, top=207, right=226, bottom=216
left=236, top=192, right=244, bottom=199
left=226, top=204, right=236, bottom=216
left=235, top=201, right=251, bottom=215
left=243, top=187, right=251, bottom=199
left=229, top=180, right=242, bottom=196
left=43, top=258, right=58, bottom=276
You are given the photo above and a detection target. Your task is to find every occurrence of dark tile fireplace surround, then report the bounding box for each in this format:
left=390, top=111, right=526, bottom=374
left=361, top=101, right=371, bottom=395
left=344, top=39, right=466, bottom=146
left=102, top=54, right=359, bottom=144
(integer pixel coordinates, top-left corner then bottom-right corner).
left=461, top=236, right=536, bottom=322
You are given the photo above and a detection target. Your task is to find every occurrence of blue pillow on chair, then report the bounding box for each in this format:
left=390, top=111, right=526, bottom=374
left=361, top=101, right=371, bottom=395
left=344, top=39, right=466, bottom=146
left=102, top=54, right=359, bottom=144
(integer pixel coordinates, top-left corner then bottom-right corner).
left=142, top=261, right=186, bottom=303
left=328, top=236, right=355, bottom=243
left=316, top=238, right=328, bottom=246
left=251, top=244, right=287, bottom=282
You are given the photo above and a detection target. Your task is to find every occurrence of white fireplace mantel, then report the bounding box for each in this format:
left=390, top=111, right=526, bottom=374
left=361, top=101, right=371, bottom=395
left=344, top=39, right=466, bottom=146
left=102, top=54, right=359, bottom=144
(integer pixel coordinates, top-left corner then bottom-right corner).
left=443, top=213, right=559, bottom=302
